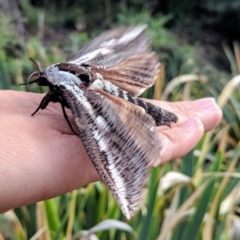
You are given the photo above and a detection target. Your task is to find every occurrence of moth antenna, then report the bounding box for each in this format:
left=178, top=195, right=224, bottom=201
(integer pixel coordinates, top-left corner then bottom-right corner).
left=27, top=71, right=40, bottom=84
left=29, top=58, right=41, bottom=72
left=19, top=79, right=39, bottom=86
left=25, top=58, right=42, bottom=84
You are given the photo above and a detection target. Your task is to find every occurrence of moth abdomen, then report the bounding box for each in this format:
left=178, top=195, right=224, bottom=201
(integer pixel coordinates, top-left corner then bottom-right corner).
left=133, top=99, right=178, bottom=127
left=89, top=77, right=178, bottom=127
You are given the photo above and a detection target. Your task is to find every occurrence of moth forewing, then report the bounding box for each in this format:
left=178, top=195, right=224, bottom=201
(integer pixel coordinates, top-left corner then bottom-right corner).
left=96, top=89, right=161, bottom=165
left=96, top=93, right=161, bottom=218
left=68, top=25, right=149, bottom=64
left=61, top=86, right=161, bottom=219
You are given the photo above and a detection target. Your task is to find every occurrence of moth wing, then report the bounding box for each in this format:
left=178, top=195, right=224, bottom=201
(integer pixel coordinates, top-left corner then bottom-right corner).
left=67, top=25, right=159, bottom=96
left=61, top=84, right=161, bottom=219
left=67, top=25, right=150, bottom=66
left=87, top=90, right=161, bottom=218
left=91, top=52, right=160, bottom=96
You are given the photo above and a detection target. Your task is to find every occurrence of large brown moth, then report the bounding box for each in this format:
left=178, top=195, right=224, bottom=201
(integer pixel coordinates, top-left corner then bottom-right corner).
left=26, top=25, right=178, bottom=219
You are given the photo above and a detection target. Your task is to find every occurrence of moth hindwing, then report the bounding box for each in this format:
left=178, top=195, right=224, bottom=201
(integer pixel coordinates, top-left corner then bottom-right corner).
left=27, top=25, right=178, bottom=219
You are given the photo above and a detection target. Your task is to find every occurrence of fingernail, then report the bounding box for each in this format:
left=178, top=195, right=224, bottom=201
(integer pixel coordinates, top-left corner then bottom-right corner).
left=181, top=117, right=202, bottom=129
left=194, top=98, right=219, bottom=111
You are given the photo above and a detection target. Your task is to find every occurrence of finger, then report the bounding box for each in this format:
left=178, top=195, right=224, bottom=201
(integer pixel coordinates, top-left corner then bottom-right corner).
left=191, top=98, right=222, bottom=131
left=153, top=117, right=204, bottom=166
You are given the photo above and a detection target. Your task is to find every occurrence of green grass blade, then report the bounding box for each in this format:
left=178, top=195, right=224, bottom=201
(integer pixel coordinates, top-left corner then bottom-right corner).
left=139, top=167, right=160, bottom=240
left=44, top=199, right=61, bottom=235
left=181, top=152, right=223, bottom=239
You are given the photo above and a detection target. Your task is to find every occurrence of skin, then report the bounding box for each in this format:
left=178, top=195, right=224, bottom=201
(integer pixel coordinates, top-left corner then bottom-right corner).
left=0, top=90, right=222, bottom=212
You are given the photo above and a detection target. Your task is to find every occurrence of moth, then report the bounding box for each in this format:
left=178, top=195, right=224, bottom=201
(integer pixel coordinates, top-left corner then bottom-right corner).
left=26, top=25, right=178, bottom=219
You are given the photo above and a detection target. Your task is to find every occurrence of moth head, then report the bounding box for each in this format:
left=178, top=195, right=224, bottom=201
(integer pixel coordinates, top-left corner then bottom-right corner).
left=25, top=58, right=50, bottom=86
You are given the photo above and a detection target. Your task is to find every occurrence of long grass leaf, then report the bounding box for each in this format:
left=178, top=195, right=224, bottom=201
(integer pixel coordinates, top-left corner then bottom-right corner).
left=139, top=167, right=160, bottom=240
left=182, top=152, right=223, bottom=240
left=217, top=75, right=240, bottom=108
left=66, top=190, right=77, bottom=239
left=35, top=202, right=50, bottom=240
left=162, top=74, right=207, bottom=100
left=222, top=43, right=238, bottom=75
left=44, top=199, right=61, bottom=233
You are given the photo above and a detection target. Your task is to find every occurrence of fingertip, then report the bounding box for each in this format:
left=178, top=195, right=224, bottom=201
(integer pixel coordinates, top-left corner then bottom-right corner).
left=194, top=98, right=223, bottom=131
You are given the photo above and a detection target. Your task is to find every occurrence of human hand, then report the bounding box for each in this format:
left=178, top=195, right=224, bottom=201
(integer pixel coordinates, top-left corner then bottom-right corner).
left=0, top=90, right=222, bottom=212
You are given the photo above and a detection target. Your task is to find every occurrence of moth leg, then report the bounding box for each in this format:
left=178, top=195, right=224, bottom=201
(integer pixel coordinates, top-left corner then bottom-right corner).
left=32, top=90, right=78, bottom=135
left=32, top=91, right=54, bottom=116
left=60, top=103, right=78, bottom=135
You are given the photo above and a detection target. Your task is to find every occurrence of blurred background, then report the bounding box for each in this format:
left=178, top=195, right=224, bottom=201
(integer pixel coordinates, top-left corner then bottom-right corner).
left=0, top=0, right=240, bottom=239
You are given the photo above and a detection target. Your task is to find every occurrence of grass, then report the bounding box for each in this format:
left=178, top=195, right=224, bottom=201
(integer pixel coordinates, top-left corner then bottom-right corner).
left=1, top=7, right=240, bottom=240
